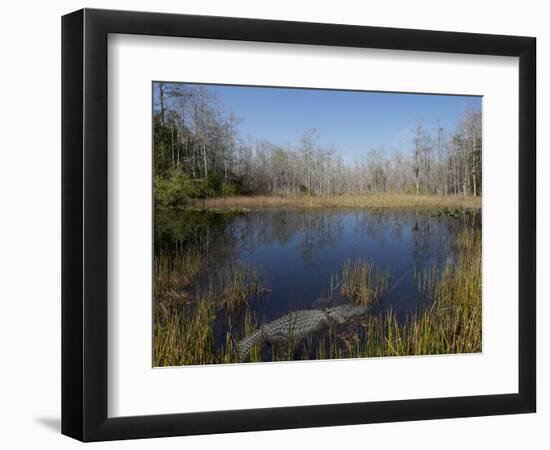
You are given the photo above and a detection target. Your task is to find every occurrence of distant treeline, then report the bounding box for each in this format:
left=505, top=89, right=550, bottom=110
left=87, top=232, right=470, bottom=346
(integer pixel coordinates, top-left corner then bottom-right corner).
left=153, top=83, right=482, bottom=208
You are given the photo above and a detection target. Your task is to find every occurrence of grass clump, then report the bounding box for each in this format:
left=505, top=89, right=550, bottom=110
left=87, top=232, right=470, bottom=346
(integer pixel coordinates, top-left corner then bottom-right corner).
left=380, top=228, right=481, bottom=356
left=280, top=227, right=481, bottom=361
left=154, top=249, right=203, bottom=305
left=243, top=310, right=263, bottom=363
left=339, top=258, right=390, bottom=305
left=366, top=229, right=481, bottom=356
left=153, top=288, right=217, bottom=367
left=312, top=228, right=481, bottom=359
left=153, top=258, right=270, bottom=365
left=218, top=263, right=270, bottom=311
left=218, top=310, right=265, bottom=364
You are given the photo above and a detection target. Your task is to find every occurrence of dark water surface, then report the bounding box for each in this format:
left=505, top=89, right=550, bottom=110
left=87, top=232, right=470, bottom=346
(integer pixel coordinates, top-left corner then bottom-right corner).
left=155, top=208, right=480, bottom=354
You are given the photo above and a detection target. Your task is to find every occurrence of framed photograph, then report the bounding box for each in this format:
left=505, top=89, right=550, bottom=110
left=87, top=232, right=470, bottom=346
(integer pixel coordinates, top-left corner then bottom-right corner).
left=62, top=8, right=536, bottom=441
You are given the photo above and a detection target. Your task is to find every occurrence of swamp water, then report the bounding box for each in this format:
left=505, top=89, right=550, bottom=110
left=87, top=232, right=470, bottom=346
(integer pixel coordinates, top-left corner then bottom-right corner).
left=155, top=207, right=481, bottom=364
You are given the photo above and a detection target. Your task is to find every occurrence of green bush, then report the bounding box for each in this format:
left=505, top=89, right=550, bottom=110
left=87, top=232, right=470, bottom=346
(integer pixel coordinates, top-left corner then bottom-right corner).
left=154, top=169, right=244, bottom=208
left=154, top=170, right=200, bottom=208
left=206, top=172, right=223, bottom=195
left=221, top=181, right=239, bottom=197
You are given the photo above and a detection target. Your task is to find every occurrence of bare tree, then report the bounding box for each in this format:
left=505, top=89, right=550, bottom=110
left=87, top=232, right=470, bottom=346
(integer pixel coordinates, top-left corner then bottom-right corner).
left=153, top=83, right=482, bottom=199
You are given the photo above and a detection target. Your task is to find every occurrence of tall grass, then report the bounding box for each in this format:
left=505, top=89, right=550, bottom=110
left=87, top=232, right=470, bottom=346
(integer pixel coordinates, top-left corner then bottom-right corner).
left=153, top=287, right=217, bottom=366
left=218, top=310, right=263, bottom=364
left=203, top=194, right=481, bottom=210
left=339, top=258, right=390, bottom=305
left=154, top=249, right=203, bottom=305
left=154, top=227, right=481, bottom=365
left=218, top=263, right=270, bottom=311
left=308, top=228, right=481, bottom=359
left=154, top=255, right=270, bottom=365
left=363, top=230, right=481, bottom=356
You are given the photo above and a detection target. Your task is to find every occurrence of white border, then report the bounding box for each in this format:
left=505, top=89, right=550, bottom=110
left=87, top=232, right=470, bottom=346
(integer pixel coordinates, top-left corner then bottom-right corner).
left=107, top=34, right=519, bottom=417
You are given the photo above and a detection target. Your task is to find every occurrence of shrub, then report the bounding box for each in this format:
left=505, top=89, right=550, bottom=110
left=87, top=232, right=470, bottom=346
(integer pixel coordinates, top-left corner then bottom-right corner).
left=221, top=181, right=239, bottom=197
left=154, top=169, right=245, bottom=208
left=154, top=170, right=199, bottom=208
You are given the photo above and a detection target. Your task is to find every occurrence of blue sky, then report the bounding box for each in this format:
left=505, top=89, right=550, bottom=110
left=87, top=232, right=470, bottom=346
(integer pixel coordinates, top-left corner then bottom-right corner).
left=155, top=82, right=481, bottom=162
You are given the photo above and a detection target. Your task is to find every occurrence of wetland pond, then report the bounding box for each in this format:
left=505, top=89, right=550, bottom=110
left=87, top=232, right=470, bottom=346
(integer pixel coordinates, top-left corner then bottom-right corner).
left=154, top=207, right=481, bottom=365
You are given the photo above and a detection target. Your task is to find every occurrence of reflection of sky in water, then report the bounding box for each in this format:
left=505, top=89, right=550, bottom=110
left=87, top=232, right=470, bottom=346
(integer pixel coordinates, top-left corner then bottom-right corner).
left=155, top=208, right=480, bottom=353
left=221, top=209, right=478, bottom=321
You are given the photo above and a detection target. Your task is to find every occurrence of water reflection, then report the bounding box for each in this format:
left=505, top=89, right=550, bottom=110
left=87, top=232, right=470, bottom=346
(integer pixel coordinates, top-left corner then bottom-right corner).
left=155, top=208, right=480, bottom=353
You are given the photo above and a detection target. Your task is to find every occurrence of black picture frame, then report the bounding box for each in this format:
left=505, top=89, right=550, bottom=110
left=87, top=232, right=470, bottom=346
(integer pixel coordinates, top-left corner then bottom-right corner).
left=62, top=8, right=536, bottom=442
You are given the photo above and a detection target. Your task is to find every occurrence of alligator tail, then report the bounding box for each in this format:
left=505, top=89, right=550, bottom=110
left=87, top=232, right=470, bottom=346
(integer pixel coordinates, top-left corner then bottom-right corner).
left=236, top=328, right=265, bottom=362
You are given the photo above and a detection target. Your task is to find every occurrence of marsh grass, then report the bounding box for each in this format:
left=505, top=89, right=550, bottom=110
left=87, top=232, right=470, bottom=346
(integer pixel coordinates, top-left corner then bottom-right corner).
left=218, top=263, right=270, bottom=311
left=218, top=310, right=263, bottom=364
left=153, top=287, right=217, bottom=366
left=154, top=226, right=481, bottom=365
left=305, top=228, right=481, bottom=359
left=203, top=194, right=481, bottom=210
left=339, top=258, right=391, bottom=305
left=154, top=249, right=204, bottom=305
left=153, top=255, right=270, bottom=365
left=243, top=310, right=263, bottom=363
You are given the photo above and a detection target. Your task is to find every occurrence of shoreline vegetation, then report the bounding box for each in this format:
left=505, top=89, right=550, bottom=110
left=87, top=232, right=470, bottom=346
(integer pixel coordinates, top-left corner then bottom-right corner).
left=153, top=84, right=482, bottom=211
left=200, top=193, right=481, bottom=211
left=153, top=227, right=481, bottom=366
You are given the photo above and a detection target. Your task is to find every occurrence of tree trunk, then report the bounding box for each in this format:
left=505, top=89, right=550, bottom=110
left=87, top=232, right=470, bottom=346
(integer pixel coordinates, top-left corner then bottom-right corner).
left=159, top=83, right=165, bottom=126
left=472, top=133, right=477, bottom=196
left=202, top=141, right=208, bottom=178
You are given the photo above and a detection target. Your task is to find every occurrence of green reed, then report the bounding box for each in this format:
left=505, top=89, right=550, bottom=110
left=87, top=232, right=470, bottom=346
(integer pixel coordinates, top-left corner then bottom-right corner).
left=266, top=227, right=481, bottom=361
left=153, top=286, right=217, bottom=367
left=300, top=228, right=481, bottom=360
left=154, top=248, right=204, bottom=305
left=339, top=258, right=391, bottom=305
left=218, top=263, right=270, bottom=311
left=154, top=227, right=481, bottom=365
left=154, top=255, right=270, bottom=365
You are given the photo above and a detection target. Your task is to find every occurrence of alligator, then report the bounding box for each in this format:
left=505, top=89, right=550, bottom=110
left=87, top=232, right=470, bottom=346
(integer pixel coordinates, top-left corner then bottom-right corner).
left=236, top=303, right=369, bottom=362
